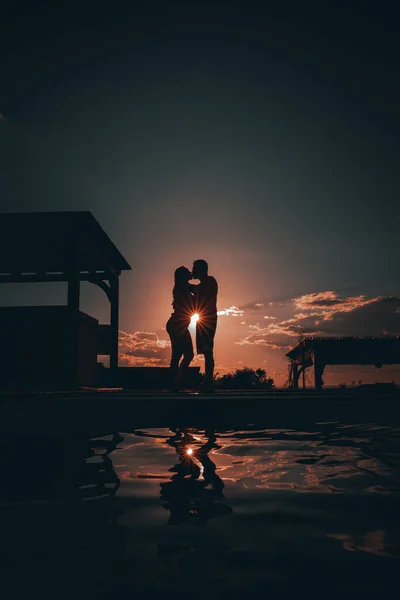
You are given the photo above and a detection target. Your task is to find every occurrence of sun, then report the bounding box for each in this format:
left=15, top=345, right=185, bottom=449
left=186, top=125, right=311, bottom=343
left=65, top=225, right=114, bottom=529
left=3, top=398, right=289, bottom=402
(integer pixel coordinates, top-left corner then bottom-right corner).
left=190, top=313, right=200, bottom=326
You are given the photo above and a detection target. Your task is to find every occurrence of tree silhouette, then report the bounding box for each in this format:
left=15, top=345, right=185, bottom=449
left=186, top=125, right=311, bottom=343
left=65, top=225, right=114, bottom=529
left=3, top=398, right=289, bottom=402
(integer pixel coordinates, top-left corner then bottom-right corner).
left=215, top=367, right=275, bottom=390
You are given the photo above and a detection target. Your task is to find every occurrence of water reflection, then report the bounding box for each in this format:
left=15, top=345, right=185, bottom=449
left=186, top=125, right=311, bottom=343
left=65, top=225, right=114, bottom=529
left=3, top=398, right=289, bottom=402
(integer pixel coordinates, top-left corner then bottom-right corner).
left=124, top=423, right=400, bottom=498
left=0, top=432, right=127, bottom=598
left=207, top=423, right=400, bottom=494
left=160, top=429, right=232, bottom=525
left=117, top=423, right=400, bottom=595
left=3, top=422, right=400, bottom=597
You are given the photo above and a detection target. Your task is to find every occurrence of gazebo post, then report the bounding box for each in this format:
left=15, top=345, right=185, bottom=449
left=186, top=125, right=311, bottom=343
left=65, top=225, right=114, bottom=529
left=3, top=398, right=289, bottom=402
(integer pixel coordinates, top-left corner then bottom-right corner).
left=67, top=270, right=80, bottom=311
left=66, top=258, right=81, bottom=385
left=109, top=276, right=119, bottom=384
left=291, top=362, right=299, bottom=389
left=314, top=353, right=325, bottom=390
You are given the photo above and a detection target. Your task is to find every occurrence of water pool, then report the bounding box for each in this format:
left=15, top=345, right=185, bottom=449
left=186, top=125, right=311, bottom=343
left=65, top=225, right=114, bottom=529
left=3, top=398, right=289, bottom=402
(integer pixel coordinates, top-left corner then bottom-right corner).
left=1, top=421, right=400, bottom=598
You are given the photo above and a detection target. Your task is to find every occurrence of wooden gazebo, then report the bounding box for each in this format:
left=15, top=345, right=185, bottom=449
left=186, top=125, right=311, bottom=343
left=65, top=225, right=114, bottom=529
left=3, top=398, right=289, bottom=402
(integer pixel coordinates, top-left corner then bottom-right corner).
left=0, top=211, right=131, bottom=388
left=286, top=336, right=400, bottom=390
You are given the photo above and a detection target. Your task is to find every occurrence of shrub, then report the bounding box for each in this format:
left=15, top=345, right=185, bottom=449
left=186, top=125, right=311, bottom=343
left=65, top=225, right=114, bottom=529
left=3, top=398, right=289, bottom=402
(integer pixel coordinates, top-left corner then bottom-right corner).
left=215, top=367, right=275, bottom=390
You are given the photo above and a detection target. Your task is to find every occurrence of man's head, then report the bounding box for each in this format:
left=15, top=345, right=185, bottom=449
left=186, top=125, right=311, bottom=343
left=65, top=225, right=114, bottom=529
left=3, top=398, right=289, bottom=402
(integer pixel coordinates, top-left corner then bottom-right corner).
left=192, top=259, right=208, bottom=280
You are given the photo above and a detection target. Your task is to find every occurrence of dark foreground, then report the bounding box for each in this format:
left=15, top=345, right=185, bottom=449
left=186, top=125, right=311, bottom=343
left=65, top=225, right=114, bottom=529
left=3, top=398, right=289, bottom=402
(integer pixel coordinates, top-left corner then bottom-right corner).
left=2, top=387, right=400, bottom=435
left=1, top=390, right=400, bottom=599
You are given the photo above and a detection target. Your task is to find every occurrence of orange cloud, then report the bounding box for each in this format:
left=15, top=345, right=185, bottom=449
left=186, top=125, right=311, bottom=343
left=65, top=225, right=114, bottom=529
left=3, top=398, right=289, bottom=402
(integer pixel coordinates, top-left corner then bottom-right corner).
left=236, top=332, right=291, bottom=351
left=217, top=306, right=244, bottom=317
left=293, top=291, right=375, bottom=316
left=236, top=294, right=400, bottom=353
left=119, top=330, right=171, bottom=366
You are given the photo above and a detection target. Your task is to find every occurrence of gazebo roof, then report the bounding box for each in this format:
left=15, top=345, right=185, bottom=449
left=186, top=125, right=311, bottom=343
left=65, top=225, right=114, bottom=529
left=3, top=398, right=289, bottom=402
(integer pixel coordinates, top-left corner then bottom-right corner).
left=0, top=211, right=131, bottom=279
left=286, top=336, right=400, bottom=365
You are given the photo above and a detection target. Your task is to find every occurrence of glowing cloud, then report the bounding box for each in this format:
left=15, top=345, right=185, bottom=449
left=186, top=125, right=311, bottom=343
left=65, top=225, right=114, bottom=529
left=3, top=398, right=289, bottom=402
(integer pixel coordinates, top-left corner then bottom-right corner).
left=217, top=306, right=244, bottom=317
left=293, top=291, right=375, bottom=315
left=118, top=330, right=171, bottom=366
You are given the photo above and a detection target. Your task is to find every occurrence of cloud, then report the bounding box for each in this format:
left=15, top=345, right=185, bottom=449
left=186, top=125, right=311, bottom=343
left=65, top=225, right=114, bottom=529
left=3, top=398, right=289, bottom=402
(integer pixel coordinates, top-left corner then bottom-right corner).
left=118, top=330, right=171, bottom=366
left=239, top=296, right=290, bottom=310
left=217, top=305, right=244, bottom=317
left=237, top=336, right=291, bottom=351
left=235, top=293, right=400, bottom=353
left=267, top=295, right=400, bottom=338
left=265, top=315, right=322, bottom=337
left=118, top=356, right=169, bottom=367
left=236, top=328, right=292, bottom=350
left=264, top=315, right=276, bottom=320
left=316, top=296, right=400, bottom=336
left=249, top=324, right=267, bottom=332
left=269, top=291, right=400, bottom=338
left=293, top=291, right=374, bottom=315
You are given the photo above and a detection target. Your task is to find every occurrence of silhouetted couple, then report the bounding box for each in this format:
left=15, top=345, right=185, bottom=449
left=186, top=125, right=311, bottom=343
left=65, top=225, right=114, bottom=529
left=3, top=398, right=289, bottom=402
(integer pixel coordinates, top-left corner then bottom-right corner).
left=166, top=259, right=218, bottom=393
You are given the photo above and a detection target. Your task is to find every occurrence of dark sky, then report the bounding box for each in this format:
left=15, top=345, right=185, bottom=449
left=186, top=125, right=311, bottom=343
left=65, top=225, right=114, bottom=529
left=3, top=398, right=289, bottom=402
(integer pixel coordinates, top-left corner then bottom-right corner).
left=1, top=2, right=399, bottom=382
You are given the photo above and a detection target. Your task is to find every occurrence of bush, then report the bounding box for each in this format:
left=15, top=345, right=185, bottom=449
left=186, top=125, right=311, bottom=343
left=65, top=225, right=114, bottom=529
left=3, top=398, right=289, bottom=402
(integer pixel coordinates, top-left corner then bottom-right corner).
left=215, top=367, right=275, bottom=390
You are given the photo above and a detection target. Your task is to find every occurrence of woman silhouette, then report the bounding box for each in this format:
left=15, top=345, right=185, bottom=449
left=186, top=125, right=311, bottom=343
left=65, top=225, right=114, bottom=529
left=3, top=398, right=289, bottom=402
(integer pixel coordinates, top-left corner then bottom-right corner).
left=166, top=266, right=195, bottom=391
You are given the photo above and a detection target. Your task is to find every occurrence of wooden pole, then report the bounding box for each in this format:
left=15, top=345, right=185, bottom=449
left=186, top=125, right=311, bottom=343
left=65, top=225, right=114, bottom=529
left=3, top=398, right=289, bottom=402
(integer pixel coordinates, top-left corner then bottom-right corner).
left=292, top=362, right=299, bottom=390
left=314, top=353, right=325, bottom=390
left=110, top=276, right=119, bottom=384
left=67, top=272, right=80, bottom=311
left=67, top=259, right=80, bottom=387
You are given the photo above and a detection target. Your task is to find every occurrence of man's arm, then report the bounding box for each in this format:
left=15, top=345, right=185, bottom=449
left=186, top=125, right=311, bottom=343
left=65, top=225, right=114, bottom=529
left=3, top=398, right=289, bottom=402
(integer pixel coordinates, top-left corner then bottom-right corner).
left=211, top=277, right=218, bottom=297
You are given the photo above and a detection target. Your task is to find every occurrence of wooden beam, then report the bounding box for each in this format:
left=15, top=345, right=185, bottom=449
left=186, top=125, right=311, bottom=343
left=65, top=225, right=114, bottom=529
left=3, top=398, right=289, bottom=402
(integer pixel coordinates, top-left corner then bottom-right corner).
left=0, top=272, right=113, bottom=284
left=109, top=277, right=120, bottom=383
left=88, top=277, right=112, bottom=301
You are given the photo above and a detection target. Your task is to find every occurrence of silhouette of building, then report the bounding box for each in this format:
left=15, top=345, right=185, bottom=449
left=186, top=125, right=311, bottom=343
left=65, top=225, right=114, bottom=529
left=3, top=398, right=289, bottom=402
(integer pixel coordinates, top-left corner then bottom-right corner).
left=0, top=211, right=131, bottom=389
left=286, top=336, right=400, bottom=390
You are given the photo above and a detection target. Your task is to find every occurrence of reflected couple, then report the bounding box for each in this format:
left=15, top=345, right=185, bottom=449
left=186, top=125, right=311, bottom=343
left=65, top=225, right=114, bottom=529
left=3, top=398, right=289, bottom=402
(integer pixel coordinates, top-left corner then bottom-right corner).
left=160, top=428, right=232, bottom=525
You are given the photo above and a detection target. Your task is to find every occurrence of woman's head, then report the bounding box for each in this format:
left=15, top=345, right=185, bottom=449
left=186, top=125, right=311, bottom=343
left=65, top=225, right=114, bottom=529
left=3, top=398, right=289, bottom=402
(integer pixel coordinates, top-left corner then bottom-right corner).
left=174, top=266, right=192, bottom=286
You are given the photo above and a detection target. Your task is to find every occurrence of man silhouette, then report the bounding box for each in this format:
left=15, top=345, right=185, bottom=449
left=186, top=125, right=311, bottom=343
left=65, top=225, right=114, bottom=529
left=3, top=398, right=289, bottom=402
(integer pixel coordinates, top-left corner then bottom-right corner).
left=192, top=259, right=218, bottom=393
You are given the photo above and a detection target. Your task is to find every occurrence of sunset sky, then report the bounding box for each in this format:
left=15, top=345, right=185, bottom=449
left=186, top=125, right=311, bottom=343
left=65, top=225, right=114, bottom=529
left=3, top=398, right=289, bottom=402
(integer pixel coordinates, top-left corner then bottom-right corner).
left=1, top=3, right=400, bottom=385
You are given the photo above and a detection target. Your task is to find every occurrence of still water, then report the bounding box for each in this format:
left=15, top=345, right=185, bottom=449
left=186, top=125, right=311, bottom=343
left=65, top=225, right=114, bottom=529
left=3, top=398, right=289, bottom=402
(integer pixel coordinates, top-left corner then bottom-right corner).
left=2, top=422, right=400, bottom=598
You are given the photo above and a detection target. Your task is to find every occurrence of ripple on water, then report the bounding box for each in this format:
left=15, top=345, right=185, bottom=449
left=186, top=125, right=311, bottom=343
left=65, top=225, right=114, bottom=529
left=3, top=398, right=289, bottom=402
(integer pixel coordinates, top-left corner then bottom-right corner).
left=2, top=423, right=400, bottom=597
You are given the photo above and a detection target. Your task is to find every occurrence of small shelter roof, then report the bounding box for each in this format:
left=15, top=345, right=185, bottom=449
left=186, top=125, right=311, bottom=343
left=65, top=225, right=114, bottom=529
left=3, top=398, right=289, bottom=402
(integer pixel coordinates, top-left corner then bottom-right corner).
left=286, top=336, right=400, bottom=366
left=0, top=211, right=131, bottom=278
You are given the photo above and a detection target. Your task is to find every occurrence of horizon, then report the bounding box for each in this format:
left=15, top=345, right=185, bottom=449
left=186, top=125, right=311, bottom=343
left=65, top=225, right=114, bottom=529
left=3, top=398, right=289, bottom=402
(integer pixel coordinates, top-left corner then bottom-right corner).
left=1, top=3, right=400, bottom=386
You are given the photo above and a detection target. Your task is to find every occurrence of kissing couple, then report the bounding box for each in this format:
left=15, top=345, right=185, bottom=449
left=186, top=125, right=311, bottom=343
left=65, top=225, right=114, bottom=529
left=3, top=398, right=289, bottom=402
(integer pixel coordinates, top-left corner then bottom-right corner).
left=166, top=259, right=218, bottom=393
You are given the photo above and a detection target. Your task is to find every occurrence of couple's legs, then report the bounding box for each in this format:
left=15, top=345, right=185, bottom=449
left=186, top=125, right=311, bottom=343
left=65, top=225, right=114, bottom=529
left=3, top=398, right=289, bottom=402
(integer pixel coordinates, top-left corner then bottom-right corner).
left=203, top=350, right=215, bottom=388
left=170, top=331, right=194, bottom=390
left=196, top=322, right=216, bottom=391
